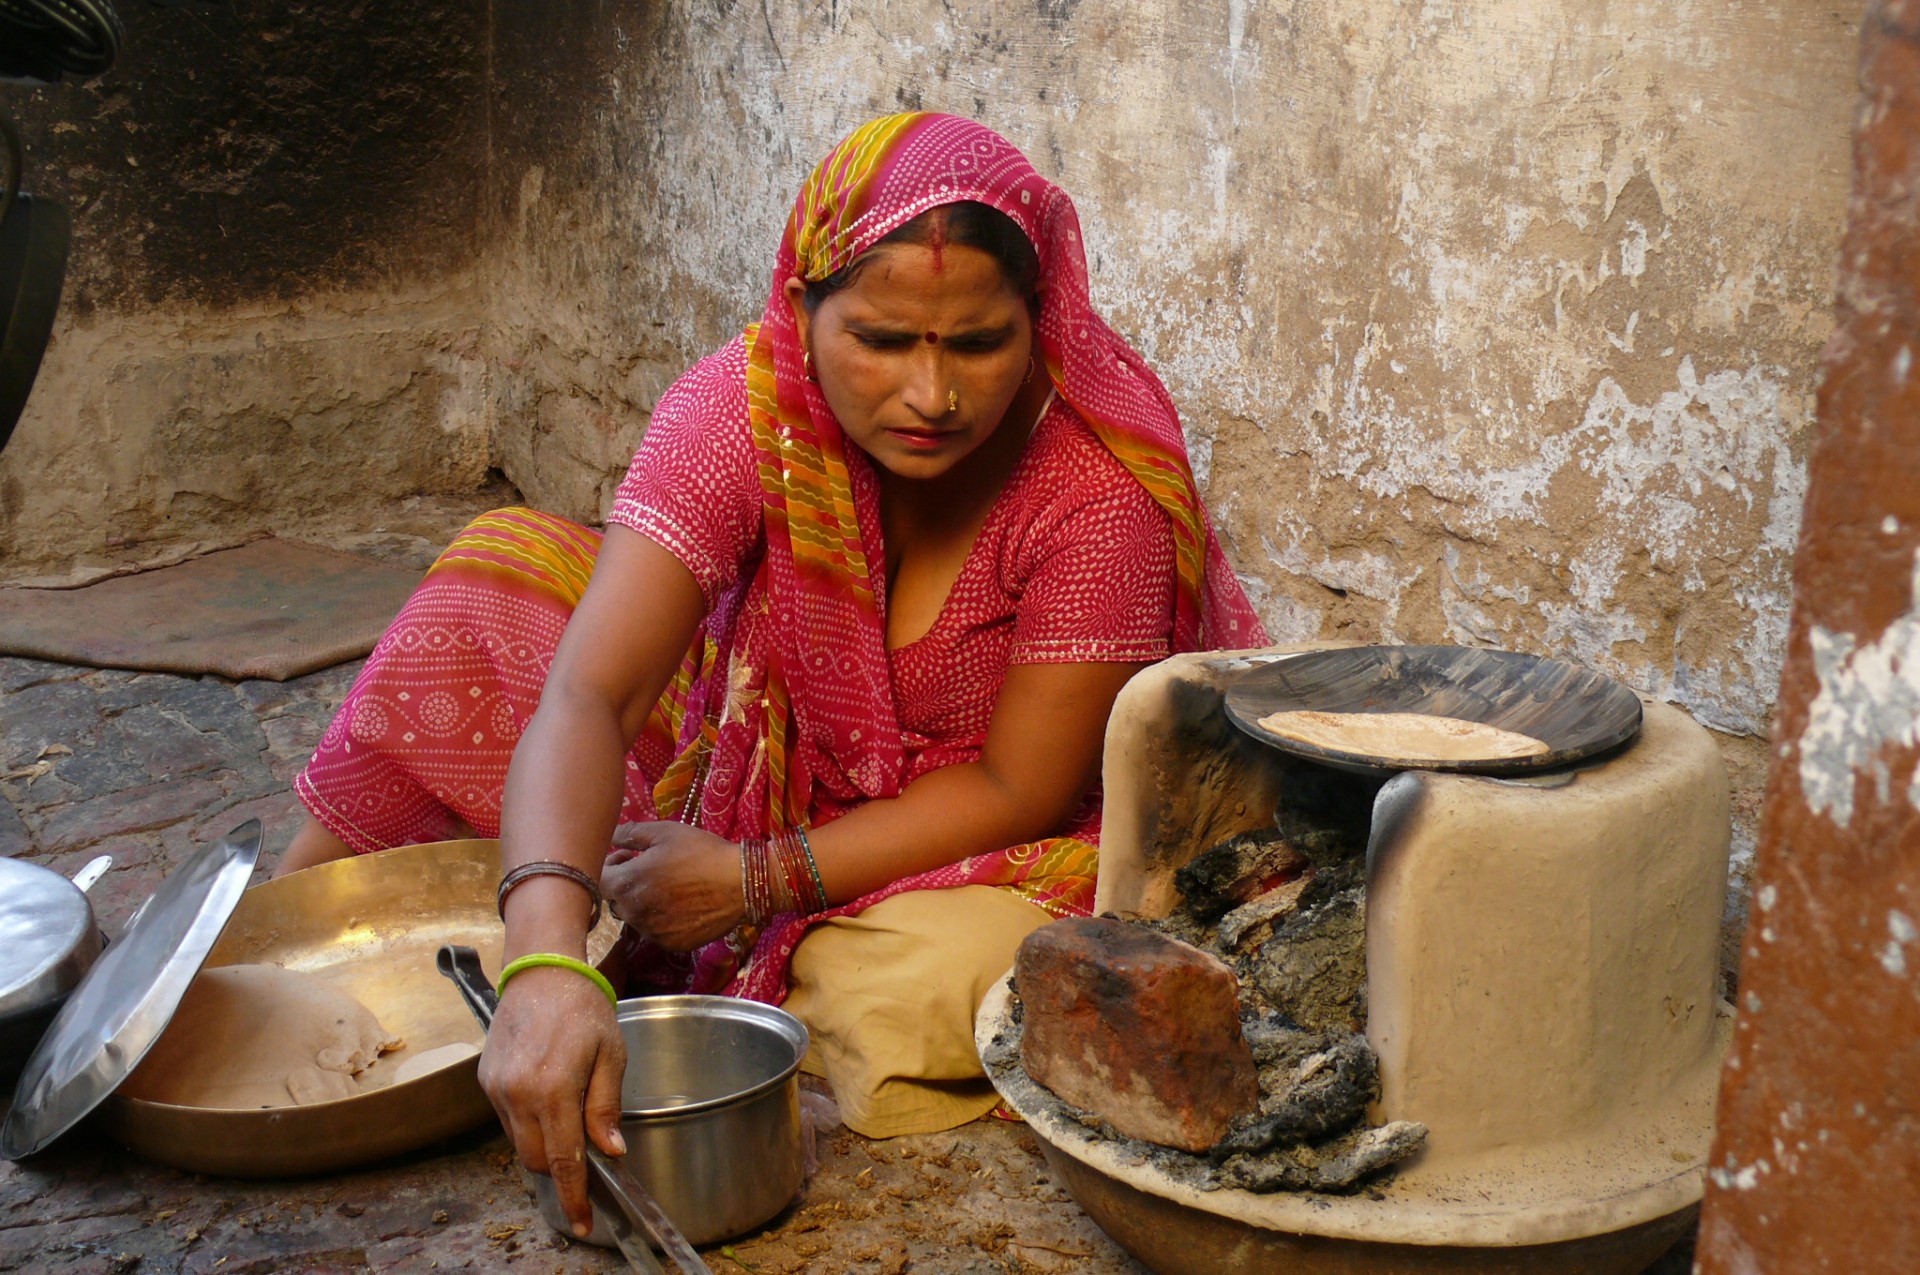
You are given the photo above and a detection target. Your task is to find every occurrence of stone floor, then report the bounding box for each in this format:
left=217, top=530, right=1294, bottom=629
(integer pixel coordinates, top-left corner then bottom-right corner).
left=0, top=648, right=1699, bottom=1274
left=0, top=654, right=1145, bottom=1274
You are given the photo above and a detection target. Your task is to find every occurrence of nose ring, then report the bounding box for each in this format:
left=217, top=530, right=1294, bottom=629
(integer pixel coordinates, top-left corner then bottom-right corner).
left=948, top=388, right=958, bottom=413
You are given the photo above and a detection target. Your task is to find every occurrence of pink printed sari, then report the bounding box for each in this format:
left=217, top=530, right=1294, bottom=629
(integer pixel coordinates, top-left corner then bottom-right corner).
left=642, top=112, right=1265, bottom=999
left=298, top=112, right=1266, bottom=1003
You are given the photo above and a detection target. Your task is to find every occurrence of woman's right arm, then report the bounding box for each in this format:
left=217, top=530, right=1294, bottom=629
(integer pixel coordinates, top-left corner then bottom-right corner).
left=477, top=524, right=707, bottom=1238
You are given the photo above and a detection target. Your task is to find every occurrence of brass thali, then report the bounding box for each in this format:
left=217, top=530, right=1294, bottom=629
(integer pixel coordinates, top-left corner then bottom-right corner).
left=96, top=839, right=622, bottom=1178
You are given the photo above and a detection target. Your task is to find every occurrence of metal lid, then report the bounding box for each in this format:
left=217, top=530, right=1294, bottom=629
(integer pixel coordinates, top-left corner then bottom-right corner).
left=0, top=821, right=260, bottom=1160
left=0, top=859, right=98, bottom=1019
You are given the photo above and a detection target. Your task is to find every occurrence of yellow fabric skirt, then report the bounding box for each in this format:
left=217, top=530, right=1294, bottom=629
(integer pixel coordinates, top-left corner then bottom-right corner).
left=783, top=885, right=1052, bottom=1138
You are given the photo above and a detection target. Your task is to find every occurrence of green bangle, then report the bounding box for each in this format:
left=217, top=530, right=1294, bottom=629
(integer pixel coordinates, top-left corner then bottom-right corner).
left=795, top=827, right=828, bottom=908
left=496, top=953, right=619, bottom=1007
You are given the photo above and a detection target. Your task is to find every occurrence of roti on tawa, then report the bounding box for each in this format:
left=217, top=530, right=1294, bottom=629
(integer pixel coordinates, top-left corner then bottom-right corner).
left=121, top=964, right=403, bottom=1110
left=1256, top=709, right=1550, bottom=762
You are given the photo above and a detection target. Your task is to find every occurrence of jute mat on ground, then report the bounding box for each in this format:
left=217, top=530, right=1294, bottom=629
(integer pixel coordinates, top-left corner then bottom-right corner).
left=0, top=539, right=421, bottom=681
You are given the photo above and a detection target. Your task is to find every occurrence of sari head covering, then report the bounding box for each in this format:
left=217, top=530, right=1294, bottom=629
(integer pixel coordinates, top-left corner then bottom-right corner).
left=633, top=113, right=1267, bottom=998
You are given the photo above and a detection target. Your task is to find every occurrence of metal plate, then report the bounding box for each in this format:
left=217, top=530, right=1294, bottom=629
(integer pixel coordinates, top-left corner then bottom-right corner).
left=1223, top=645, right=1643, bottom=776
left=1, top=821, right=260, bottom=1159
left=94, top=838, right=623, bottom=1178
left=0, top=858, right=98, bottom=1018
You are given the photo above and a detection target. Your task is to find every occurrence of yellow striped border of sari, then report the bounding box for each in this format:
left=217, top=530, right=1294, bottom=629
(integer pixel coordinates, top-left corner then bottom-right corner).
left=791, top=112, right=929, bottom=279
left=426, top=507, right=600, bottom=606
left=646, top=635, right=720, bottom=820
left=995, top=836, right=1100, bottom=918
left=745, top=292, right=883, bottom=603
left=1035, top=347, right=1210, bottom=627
left=762, top=664, right=805, bottom=830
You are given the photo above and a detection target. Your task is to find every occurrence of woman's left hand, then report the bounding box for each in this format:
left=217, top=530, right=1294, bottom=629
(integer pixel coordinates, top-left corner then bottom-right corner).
left=602, top=822, right=745, bottom=951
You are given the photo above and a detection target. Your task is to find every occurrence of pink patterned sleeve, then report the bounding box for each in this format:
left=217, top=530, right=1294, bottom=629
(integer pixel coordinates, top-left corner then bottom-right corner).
left=606, top=338, right=763, bottom=608
left=1010, top=457, right=1178, bottom=665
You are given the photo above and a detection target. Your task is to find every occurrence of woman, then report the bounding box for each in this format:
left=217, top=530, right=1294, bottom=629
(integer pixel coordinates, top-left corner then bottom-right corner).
left=280, top=112, right=1265, bottom=1234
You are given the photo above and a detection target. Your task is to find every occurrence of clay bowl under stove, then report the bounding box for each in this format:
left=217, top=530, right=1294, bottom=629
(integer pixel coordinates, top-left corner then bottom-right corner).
left=978, top=978, right=1718, bottom=1275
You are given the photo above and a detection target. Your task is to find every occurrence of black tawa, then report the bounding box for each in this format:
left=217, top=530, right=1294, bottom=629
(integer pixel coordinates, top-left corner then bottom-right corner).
left=1223, top=645, right=1644, bottom=776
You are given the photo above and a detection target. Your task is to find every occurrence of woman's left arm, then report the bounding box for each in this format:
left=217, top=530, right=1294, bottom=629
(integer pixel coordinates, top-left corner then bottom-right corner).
left=814, top=657, right=1147, bottom=892
left=606, top=446, right=1179, bottom=949
left=604, top=658, right=1143, bottom=947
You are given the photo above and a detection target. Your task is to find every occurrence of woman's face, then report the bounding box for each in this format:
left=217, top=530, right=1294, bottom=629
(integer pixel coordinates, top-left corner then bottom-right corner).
left=785, top=241, right=1036, bottom=482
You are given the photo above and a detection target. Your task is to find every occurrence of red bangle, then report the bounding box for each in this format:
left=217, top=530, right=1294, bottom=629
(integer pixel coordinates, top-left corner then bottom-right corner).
left=741, top=831, right=827, bottom=927
left=768, top=829, right=828, bottom=914
left=740, top=838, right=774, bottom=927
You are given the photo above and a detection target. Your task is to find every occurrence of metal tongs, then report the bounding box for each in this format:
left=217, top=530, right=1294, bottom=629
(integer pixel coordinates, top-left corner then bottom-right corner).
left=436, top=945, right=712, bottom=1275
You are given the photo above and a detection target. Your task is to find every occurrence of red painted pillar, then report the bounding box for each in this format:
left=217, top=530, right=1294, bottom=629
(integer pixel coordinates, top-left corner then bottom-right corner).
left=1696, top=1, right=1920, bottom=1268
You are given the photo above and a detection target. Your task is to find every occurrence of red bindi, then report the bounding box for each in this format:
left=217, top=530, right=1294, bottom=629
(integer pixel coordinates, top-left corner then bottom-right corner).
left=924, top=331, right=939, bottom=345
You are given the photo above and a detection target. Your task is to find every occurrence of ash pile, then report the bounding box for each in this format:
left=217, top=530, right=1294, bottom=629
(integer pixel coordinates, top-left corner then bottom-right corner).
left=983, top=762, right=1427, bottom=1194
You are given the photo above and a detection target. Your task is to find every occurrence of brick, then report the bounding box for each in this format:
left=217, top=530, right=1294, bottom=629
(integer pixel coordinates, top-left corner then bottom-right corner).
left=1697, top=5, right=1920, bottom=1266
left=0, top=792, right=28, bottom=858
left=111, top=704, right=236, bottom=780
left=1016, top=918, right=1259, bottom=1152
left=34, top=775, right=228, bottom=853
left=237, top=660, right=365, bottom=717
left=261, top=711, right=325, bottom=782
left=79, top=857, right=171, bottom=934
left=0, top=682, right=110, bottom=785
left=39, top=834, right=163, bottom=878
left=0, top=1212, right=147, bottom=1270
left=31, top=734, right=148, bottom=803
left=0, top=658, right=90, bottom=694
left=192, top=789, right=305, bottom=872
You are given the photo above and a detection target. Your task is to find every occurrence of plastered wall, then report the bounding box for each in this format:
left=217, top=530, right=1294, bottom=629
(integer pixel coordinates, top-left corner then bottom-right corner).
left=489, top=1, right=1860, bottom=894
left=0, top=0, right=494, bottom=573
left=2, top=2, right=1865, bottom=919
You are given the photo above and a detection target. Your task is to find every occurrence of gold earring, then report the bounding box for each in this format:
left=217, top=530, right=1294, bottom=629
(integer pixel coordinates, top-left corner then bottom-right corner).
left=948, top=388, right=958, bottom=413
left=1025, top=355, right=1036, bottom=384
left=803, top=350, right=817, bottom=383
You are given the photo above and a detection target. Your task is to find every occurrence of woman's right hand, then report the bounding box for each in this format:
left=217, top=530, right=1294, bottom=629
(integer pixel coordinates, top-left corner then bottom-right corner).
left=476, top=966, right=629, bottom=1238
left=483, top=529, right=707, bottom=1234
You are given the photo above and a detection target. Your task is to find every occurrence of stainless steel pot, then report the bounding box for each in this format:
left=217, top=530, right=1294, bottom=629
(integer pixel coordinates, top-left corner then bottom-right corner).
left=534, top=995, right=809, bottom=1249
left=0, top=856, right=109, bottom=1094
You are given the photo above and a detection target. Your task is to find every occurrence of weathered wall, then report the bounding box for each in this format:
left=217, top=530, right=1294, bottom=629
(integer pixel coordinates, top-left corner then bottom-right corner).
left=0, top=0, right=493, bottom=571
left=1, top=2, right=1865, bottom=924
left=1698, top=0, right=1920, bottom=1262
left=487, top=1, right=1859, bottom=896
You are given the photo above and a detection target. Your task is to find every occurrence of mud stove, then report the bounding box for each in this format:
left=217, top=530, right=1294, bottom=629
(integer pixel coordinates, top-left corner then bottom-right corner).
left=980, top=645, right=1733, bottom=1274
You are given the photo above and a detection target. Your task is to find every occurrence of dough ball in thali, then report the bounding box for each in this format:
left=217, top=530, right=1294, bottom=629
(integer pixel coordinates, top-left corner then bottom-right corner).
left=121, top=964, right=402, bottom=1109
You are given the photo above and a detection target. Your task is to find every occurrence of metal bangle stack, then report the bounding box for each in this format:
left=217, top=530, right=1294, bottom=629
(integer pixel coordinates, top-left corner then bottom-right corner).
left=495, top=861, right=605, bottom=931
left=740, top=829, right=827, bottom=926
